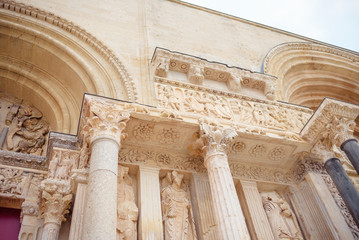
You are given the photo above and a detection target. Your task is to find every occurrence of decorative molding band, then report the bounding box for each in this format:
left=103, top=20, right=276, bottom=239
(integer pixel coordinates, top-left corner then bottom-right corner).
left=0, top=150, right=47, bottom=170
left=263, top=42, right=359, bottom=74
left=0, top=0, right=138, bottom=101
left=119, top=145, right=294, bottom=184
left=153, top=48, right=277, bottom=100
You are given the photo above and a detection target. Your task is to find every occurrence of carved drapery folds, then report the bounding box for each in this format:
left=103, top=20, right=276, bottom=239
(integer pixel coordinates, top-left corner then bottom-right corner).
left=117, top=165, right=138, bottom=240
left=82, top=99, right=130, bottom=145
left=161, top=171, right=197, bottom=240
left=0, top=96, right=49, bottom=156
left=261, top=191, right=303, bottom=240
left=155, top=82, right=311, bottom=136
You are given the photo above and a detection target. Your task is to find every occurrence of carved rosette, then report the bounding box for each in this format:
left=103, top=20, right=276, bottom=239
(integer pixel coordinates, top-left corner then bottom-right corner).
left=82, top=99, right=130, bottom=145
left=199, top=123, right=237, bottom=160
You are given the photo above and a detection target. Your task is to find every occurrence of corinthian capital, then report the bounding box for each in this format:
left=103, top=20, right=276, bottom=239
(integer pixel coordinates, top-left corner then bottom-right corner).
left=40, top=190, right=72, bottom=225
left=82, top=99, right=130, bottom=145
left=327, top=116, right=356, bottom=146
left=199, top=123, right=237, bottom=156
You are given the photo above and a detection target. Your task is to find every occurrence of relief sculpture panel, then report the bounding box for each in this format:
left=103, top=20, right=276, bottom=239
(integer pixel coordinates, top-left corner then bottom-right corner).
left=117, top=165, right=138, bottom=240
left=155, top=83, right=311, bottom=134
left=261, top=191, right=303, bottom=240
left=161, top=171, right=197, bottom=240
left=0, top=96, right=49, bottom=156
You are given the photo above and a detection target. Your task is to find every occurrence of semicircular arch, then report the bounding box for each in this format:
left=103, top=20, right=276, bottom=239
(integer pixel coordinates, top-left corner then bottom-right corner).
left=0, top=2, right=137, bottom=133
left=263, top=42, right=359, bottom=109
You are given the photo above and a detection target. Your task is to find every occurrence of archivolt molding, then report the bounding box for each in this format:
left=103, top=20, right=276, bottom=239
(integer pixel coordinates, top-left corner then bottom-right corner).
left=263, top=42, right=359, bottom=105
left=0, top=0, right=137, bottom=100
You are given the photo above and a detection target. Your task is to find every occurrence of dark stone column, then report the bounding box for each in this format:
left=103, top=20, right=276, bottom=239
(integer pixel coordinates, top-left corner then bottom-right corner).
left=324, top=158, right=359, bottom=226
left=341, top=138, right=359, bottom=175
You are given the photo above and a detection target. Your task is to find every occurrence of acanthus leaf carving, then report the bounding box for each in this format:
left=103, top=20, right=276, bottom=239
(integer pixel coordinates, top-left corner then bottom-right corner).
left=82, top=99, right=130, bottom=144
left=199, top=122, right=237, bottom=157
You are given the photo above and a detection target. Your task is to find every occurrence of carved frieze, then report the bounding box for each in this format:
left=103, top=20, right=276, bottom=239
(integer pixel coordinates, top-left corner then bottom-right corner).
left=229, top=162, right=294, bottom=184
left=0, top=96, right=49, bottom=156
left=155, top=81, right=311, bottom=134
left=119, top=146, right=206, bottom=173
left=0, top=167, right=26, bottom=196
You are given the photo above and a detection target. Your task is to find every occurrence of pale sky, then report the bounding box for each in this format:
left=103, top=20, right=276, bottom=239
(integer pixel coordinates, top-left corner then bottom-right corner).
left=184, top=0, right=359, bottom=53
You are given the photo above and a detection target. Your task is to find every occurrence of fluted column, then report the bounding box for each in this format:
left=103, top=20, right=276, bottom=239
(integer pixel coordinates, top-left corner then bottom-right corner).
left=81, top=99, right=130, bottom=240
left=198, top=123, right=250, bottom=240
left=237, top=180, right=274, bottom=240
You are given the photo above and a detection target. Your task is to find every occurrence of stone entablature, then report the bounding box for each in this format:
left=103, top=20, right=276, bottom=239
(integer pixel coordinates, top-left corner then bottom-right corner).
left=152, top=48, right=277, bottom=100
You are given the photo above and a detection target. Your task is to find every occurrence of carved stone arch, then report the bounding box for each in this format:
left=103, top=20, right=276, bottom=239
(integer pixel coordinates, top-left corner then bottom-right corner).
left=262, top=42, right=359, bottom=108
left=0, top=1, right=137, bottom=133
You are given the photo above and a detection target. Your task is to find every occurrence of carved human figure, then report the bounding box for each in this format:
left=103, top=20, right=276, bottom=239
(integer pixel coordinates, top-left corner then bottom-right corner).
left=55, top=151, right=73, bottom=180
left=117, top=166, right=138, bottom=240
left=161, top=171, right=197, bottom=240
left=261, top=191, right=303, bottom=240
left=48, top=152, right=59, bottom=179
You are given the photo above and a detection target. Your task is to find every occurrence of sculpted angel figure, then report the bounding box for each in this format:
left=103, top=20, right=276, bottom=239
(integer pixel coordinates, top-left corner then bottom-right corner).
left=261, top=191, right=303, bottom=240
left=161, top=171, right=197, bottom=240
left=117, top=166, right=138, bottom=240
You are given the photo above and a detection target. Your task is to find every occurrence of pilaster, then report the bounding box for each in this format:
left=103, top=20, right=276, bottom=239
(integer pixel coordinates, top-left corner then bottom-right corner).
left=138, top=166, right=163, bottom=240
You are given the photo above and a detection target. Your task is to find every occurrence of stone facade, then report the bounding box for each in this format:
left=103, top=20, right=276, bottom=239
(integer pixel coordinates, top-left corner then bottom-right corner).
left=0, top=0, right=359, bottom=239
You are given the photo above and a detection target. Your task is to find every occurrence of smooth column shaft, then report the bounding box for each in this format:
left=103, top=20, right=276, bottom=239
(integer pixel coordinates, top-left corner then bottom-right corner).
left=83, top=138, right=120, bottom=240
left=325, top=158, right=359, bottom=226
left=341, top=138, right=359, bottom=175
left=205, top=153, right=250, bottom=240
